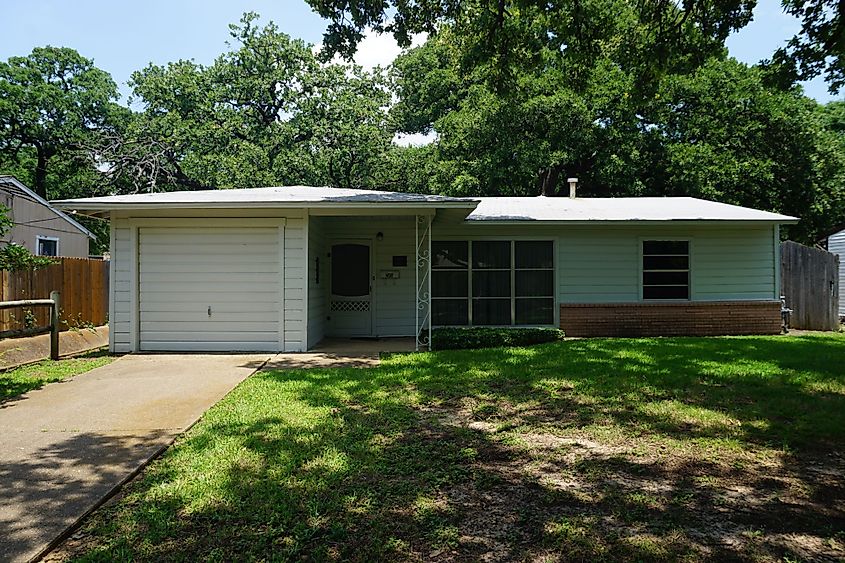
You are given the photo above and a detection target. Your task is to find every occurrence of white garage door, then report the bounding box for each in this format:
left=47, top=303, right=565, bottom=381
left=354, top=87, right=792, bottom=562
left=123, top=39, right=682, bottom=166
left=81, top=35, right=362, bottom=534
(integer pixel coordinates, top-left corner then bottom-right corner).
left=139, top=227, right=282, bottom=352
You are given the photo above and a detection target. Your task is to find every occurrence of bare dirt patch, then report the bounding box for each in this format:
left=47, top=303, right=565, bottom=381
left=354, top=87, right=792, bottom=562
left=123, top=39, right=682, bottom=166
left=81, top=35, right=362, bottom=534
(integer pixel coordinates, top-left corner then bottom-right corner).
left=416, top=401, right=845, bottom=562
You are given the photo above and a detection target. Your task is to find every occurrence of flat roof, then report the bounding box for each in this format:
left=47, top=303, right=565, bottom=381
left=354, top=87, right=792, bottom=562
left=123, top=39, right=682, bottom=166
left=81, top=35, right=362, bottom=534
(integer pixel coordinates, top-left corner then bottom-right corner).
left=467, top=196, right=798, bottom=223
left=52, top=186, right=478, bottom=210
left=52, top=186, right=798, bottom=223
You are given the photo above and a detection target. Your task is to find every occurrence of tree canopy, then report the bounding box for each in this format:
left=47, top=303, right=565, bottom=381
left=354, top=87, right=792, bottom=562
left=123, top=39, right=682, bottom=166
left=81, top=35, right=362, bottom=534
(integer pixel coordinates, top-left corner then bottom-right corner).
left=0, top=46, right=123, bottom=198
left=0, top=8, right=844, bottom=244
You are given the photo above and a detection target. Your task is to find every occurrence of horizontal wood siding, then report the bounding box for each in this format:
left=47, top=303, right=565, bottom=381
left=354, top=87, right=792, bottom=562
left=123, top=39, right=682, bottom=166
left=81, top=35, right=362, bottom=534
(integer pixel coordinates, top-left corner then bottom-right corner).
left=284, top=212, right=307, bottom=351
left=138, top=227, right=281, bottom=351
left=112, top=222, right=132, bottom=352
left=828, top=230, right=845, bottom=316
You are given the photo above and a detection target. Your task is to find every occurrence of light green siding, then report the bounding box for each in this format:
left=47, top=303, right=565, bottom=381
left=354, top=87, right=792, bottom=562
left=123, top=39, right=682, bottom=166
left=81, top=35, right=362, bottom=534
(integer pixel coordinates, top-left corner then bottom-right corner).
left=434, top=221, right=778, bottom=305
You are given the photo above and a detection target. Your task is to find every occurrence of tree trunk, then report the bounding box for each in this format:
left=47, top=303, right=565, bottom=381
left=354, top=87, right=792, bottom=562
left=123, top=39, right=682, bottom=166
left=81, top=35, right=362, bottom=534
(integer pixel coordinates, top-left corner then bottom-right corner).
left=34, top=148, right=49, bottom=199
left=538, top=164, right=563, bottom=196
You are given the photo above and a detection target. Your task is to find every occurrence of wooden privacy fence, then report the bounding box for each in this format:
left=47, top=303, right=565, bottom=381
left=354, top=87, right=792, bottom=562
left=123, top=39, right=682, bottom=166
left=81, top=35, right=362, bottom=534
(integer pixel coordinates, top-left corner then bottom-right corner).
left=780, top=241, right=840, bottom=331
left=0, top=257, right=109, bottom=333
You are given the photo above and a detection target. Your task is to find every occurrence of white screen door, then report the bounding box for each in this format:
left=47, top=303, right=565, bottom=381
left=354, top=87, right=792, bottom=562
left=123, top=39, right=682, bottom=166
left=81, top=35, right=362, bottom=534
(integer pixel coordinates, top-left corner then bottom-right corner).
left=329, top=241, right=372, bottom=336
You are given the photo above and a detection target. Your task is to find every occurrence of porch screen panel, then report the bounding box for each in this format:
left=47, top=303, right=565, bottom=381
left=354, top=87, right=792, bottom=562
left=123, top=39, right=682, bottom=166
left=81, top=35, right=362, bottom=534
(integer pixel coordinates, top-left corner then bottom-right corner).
left=432, top=241, right=469, bottom=325
left=472, top=241, right=511, bottom=325
left=514, top=241, right=555, bottom=325
left=432, top=240, right=555, bottom=327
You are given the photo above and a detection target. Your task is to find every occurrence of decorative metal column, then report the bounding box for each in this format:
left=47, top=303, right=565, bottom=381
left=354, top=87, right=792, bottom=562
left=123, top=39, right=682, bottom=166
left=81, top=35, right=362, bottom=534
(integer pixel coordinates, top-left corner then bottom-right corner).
left=415, top=214, right=432, bottom=350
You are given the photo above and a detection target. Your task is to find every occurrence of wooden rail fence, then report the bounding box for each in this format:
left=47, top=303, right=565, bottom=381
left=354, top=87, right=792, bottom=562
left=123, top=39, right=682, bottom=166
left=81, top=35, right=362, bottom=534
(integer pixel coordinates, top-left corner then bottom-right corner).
left=780, top=241, right=840, bottom=331
left=0, top=257, right=109, bottom=333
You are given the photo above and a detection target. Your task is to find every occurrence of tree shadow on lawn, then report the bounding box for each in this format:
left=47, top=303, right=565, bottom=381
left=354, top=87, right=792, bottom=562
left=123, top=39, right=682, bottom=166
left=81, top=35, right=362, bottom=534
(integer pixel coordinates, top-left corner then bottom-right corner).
left=70, top=335, right=845, bottom=561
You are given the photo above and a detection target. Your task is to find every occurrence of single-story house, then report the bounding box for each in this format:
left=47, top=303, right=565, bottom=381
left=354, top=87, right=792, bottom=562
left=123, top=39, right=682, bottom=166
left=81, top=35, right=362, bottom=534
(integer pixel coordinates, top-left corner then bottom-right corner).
left=827, top=228, right=845, bottom=317
left=1, top=175, right=95, bottom=257
left=53, top=186, right=797, bottom=353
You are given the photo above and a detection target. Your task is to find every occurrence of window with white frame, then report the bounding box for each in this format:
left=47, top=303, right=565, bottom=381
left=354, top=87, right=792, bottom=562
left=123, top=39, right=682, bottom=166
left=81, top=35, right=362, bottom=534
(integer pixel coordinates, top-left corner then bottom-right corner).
left=432, top=240, right=555, bottom=326
left=36, top=236, right=59, bottom=257
left=642, top=240, right=689, bottom=300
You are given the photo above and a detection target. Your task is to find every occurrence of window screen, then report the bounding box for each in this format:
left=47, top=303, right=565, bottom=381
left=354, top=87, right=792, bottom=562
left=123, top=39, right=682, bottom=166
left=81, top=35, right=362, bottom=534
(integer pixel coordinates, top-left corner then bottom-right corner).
left=642, top=240, right=689, bottom=300
left=432, top=241, right=469, bottom=325
left=331, top=244, right=370, bottom=297
left=514, top=241, right=554, bottom=324
left=432, top=240, right=554, bottom=326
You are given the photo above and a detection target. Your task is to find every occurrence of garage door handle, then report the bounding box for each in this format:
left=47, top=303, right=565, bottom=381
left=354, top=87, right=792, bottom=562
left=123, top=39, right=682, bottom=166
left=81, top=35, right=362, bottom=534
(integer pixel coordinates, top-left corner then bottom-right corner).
left=208, top=306, right=212, bottom=317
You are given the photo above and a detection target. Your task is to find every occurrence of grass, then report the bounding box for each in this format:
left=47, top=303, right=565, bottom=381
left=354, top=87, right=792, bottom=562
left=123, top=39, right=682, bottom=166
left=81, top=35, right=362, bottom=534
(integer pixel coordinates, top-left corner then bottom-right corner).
left=64, top=334, right=845, bottom=562
left=0, top=350, right=112, bottom=402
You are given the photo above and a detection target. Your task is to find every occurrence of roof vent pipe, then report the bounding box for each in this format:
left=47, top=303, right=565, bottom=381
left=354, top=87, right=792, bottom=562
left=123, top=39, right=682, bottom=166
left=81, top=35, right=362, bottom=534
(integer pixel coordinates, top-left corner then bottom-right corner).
left=567, top=177, right=578, bottom=198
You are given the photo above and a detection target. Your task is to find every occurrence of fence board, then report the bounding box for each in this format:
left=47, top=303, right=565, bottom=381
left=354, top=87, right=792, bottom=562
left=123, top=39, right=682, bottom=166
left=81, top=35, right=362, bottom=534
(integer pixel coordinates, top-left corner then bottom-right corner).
left=780, top=241, right=840, bottom=330
left=0, top=257, right=110, bottom=332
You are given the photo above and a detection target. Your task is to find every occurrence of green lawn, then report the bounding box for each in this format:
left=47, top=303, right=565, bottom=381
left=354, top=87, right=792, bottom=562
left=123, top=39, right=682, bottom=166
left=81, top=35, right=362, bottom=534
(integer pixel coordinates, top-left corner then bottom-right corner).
left=0, top=351, right=112, bottom=402
left=66, top=334, right=845, bottom=562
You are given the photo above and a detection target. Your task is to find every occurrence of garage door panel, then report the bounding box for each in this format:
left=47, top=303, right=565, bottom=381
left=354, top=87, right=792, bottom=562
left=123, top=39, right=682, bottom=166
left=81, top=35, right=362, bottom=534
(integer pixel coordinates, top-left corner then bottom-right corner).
left=141, top=281, right=279, bottom=293
left=140, top=272, right=281, bottom=284
left=140, top=228, right=277, bottom=241
left=138, top=253, right=281, bottom=265
left=141, top=341, right=275, bottom=352
left=140, top=263, right=281, bottom=275
left=141, top=331, right=279, bottom=342
left=139, top=226, right=282, bottom=352
left=140, top=291, right=280, bottom=304
left=140, top=321, right=278, bottom=333
left=138, top=310, right=279, bottom=321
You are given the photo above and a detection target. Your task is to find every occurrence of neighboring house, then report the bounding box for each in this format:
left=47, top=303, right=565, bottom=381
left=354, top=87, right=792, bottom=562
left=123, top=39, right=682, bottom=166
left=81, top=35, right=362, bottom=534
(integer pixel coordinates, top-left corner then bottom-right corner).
left=0, top=176, right=94, bottom=257
left=53, top=186, right=797, bottom=353
left=827, top=227, right=845, bottom=317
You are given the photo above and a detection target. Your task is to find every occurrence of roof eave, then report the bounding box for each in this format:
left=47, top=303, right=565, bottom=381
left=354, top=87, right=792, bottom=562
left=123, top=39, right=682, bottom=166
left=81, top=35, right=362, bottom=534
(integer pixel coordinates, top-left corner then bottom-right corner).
left=464, top=218, right=800, bottom=225
left=52, top=200, right=480, bottom=213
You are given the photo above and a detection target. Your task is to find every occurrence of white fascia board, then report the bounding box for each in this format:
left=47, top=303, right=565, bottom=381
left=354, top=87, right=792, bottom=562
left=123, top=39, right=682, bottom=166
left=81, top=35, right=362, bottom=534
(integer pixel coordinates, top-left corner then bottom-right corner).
left=463, top=219, right=800, bottom=226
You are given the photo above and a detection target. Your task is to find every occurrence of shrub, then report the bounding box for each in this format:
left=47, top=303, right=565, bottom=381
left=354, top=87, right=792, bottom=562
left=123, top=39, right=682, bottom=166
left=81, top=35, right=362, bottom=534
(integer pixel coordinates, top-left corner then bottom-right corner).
left=431, top=327, right=565, bottom=350
left=0, top=243, right=57, bottom=271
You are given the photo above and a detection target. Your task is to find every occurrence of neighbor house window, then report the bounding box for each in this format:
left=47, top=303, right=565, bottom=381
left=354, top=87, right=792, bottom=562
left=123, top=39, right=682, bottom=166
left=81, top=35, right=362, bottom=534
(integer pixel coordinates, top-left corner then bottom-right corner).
left=36, top=236, right=58, bottom=257
left=432, top=240, right=554, bottom=326
left=642, top=240, right=689, bottom=300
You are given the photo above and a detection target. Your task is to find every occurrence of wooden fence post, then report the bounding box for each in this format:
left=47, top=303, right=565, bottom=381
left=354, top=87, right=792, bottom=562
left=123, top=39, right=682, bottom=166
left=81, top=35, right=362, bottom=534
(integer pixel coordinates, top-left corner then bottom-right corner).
left=50, top=290, right=60, bottom=360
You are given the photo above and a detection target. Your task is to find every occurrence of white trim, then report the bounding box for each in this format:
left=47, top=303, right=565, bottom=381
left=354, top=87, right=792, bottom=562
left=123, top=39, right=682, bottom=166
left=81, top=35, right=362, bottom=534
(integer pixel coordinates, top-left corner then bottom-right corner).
left=108, top=222, right=115, bottom=353
left=773, top=224, right=781, bottom=299
left=465, top=219, right=798, bottom=226
left=0, top=175, right=96, bottom=238
left=35, top=235, right=60, bottom=257
left=279, top=223, right=286, bottom=352
left=129, top=225, right=139, bottom=351
left=302, top=212, right=309, bottom=350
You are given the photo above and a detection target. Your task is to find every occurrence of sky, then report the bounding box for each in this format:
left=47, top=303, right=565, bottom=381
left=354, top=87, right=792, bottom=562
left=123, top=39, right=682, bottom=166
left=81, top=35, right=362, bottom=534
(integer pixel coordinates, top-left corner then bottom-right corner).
left=0, top=0, right=840, bottom=105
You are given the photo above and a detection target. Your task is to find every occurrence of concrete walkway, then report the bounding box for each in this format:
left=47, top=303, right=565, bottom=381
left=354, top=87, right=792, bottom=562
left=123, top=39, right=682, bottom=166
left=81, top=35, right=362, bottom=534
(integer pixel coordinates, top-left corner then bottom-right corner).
left=0, top=353, right=270, bottom=563
left=263, top=337, right=416, bottom=370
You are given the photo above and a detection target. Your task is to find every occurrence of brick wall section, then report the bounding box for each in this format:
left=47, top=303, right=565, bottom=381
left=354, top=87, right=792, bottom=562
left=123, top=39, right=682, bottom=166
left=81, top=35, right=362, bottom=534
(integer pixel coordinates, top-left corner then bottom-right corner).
left=560, top=301, right=782, bottom=337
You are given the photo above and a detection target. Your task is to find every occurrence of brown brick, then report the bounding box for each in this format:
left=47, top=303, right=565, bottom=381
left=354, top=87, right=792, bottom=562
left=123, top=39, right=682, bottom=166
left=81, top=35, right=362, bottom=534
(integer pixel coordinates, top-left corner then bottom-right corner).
left=559, top=301, right=782, bottom=337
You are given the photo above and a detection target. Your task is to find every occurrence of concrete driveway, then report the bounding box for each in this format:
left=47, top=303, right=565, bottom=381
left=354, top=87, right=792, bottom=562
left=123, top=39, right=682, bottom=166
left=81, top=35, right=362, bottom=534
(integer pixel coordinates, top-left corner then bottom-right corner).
left=0, top=353, right=270, bottom=563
